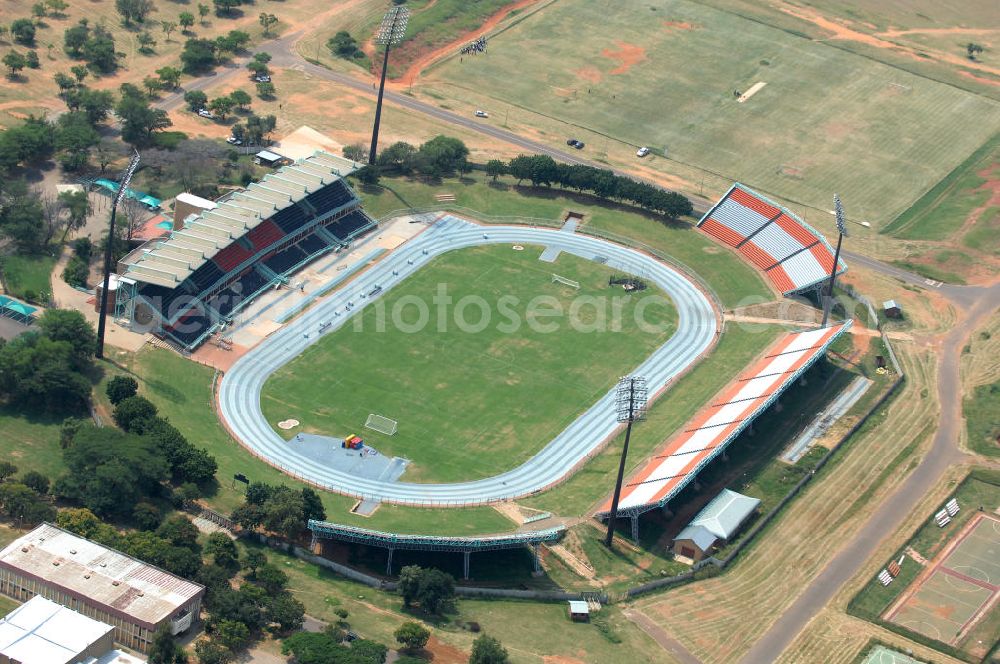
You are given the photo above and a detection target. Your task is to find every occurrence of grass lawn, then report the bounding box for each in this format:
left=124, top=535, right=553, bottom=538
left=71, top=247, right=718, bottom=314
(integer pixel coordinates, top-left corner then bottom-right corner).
left=357, top=172, right=771, bottom=308
left=966, top=380, right=1000, bottom=458
left=0, top=254, right=56, bottom=302
left=522, top=323, right=782, bottom=515
left=107, top=348, right=513, bottom=535
left=250, top=540, right=665, bottom=664
left=848, top=470, right=1000, bottom=658
left=883, top=133, right=1000, bottom=241
left=0, top=404, right=67, bottom=481
left=422, top=0, right=1000, bottom=228
left=262, top=244, right=677, bottom=483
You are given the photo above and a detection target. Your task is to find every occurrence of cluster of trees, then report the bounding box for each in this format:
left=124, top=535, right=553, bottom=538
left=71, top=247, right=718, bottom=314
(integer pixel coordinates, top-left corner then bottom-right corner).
left=282, top=628, right=389, bottom=664
left=195, top=543, right=306, bottom=663
left=3, top=48, right=40, bottom=77
left=0, top=310, right=95, bottom=411
left=179, top=30, right=249, bottom=75
left=63, top=19, right=118, bottom=73
left=245, top=52, right=275, bottom=97
left=115, top=0, right=156, bottom=26
left=349, top=136, right=471, bottom=182
left=231, top=113, right=276, bottom=146
left=62, top=235, right=93, bottom=288
left=327, top=31, right=363, bottom=60
left=0, top=462, right=56, bottom=527
left=117, top=82, right=172, bottom=145
left=492, top=154, right=694, bottom=218
left=230, top=481, right=326, bottom=540
left=397, top=565, right=455, bottom=615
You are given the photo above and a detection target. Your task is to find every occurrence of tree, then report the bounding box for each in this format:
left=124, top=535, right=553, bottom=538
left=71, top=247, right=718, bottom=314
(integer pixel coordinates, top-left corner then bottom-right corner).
left=253, top=563, right=288, bottom=594
left=214, top=29, right=249, bottom=55
left=0, top=462, right=18, bottom=482
left=242, top=549, right=266, bottom=577
left=212, top=0, right=240, bottom=17
left=137, top=31, right=156, bottom=54
left=261, top=486, right=306, bottom=539
left=231, top=502, right=265, bottom=531
left=197, top=2, right=209, bottom=22
left=112, top=395, right=158, bottom=431
left=161, top=20, right=177, bottom=41
left=351, top=640, right=388, bottom=664
left=376, top=141, right=416, bottom=173
left=11, top=19, right=36, bottom=46
left=967, top=42, right=984, bottom=60
left=45, top=0, right=69, bottom=15
left=327, top=31, right=359, bottom=59
left=179, top=12, right=195, bottom=31
left=55, top=111, right=99, bottom=171
left=205, top=532, right=240, bottom=572
left=78, top=88, right=114, bottom=124
left=37, top=309, right=95, bottom=370
left=54, top=71, right=76, bottom=92
left=20, top=471, right=50, bottom=494
left=148, top=626, right=188, bottom=664
left=343, top=143, right=366, bottom=162
left=245, top=58, right=267, bottom=77
left=485, top=159, right=506, bottom=182
left=258, top=12, right=277, bottom=36
left=193, top=640, right=232, bottom=664
left=156, top=514, right=201, bottom=551
left=143, top=74, right=163, bottom=96
left=397, top=565, right=422, bottom=607
left=69, top=62, right=88, bottom=82
left=469, top=635, right=509, bottom=664
left=133, top=501, right=162, bottom=530
left=184, top=89, right=208, bottom=111
left=64, top=23, right=89, bottom=56
left=95, top=137, right=123, bottom=173
left=32, top=3, right=48, bottom=21
left=116, top=88, right=172, bottom=145
left=106, top=375, right=139, bottom=404
left=355, top=164, right=380, bottom=186
left=156, top=65, right=181, bottom=89
left=416, top=135, right=469, bottom=177
left=255, top=81, right=274, bottom=98
left=3, top=51, right=27, bottom=76
left=25, top=50, right=39, bottom=68
left=208, top=95, right=234, bottom=119
left=0, top=482, right=55, bottom=526
left=394, top=622, right=430, bottom=653
left=180, top=38, right=216, bottom=74
left=415, top=568, right=453, bottom=614
left=214, top=620, right=250, bottom=652
left=265, top=592, right=304, bottom=632
left=301, top=487, right=325, bottom=522
left=228, top=88, right=251, bottom=111
left=56, top=190, right=90, bottom=244
left=81, top=26, right=117, bottom=72
left=115, top=0, right=156, bottom=26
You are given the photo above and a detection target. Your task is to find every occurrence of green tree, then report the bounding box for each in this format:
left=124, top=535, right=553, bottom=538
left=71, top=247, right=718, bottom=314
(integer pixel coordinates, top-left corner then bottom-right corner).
left=143, top=74, right=162, bottom=96
left=179, top=12, right=195, bottom=31
left=327, top=31, right=359, bottom=59
left=214, top=620, right=249, bottom=652
left=0, top=462, right=17, bottom=482
left=397, top=565, right=422, bottom=607
left=81, top=26, right=117, bottom=72
left=416, top=135, right=469, bottom=177
left=20, top=471, right=50, bottom=494
left=212, top=0, right=240, bottom=17
left=197, top=2, right=209, bottom=22
left=343, top=143, right=366, bottom=162
left=161, top=20, right=177, bottom=41
left=205, top=532, right=240, bottom=571
left=133, top=501, right=161, bottom=530
left=485, top=159, right=506, bottom=182
left=116, top=87, right=172, bottom=145
left=64, top=23, right=89, bottom=56
left=351, top=640, right=388, bottom=664
left=261, top=486, right=305, bottom=539
left=243, top=549, right=266, bottom=577
left=394, top=621, right=430, bottom=653
left=376, top=141, right=416, bottom=173
left=55, top=111, right=99, bottom=170
left=45, top=0, right=69, bottom=15
left=3, top=51, right=27, bottom=75
left=180, top=38, right=216, bottom=73
left=265, top=592, right=304, bottom=632
left=469, top=634, right=509, bottom=664
left=967, top=42, right=984, bottom=60
left=156, top=514, right=201, bottom=550
left=106, top=375, right=139, bottom=404
left=54, top=71, right=76, bottom=92
left=184, top=89, right=208, bottom=111
left=208, top=95, right=234, bottom=119
left=78, top=88, right=114, bottom=124
left=137, top=31, right=156, bottom=54
left=112, top=395, right=158, bottom=431
left=253, top=563, right=288, bottom=594
left=228, top=88, right=251, bottom=111
left=193, top=640, right=232, bottom=664
left=11, top=19, right=36, bottom=46
left=254, top=81, right=274, bottom=98
left=0, top=482, right=55, bottom=526
left=69, top=62, right=88, bottom=81
left=25, top=49, right=39, bottom=68
left=156, top=65, right=181, bottom=88
left=214, top=29, right=249, bottom=55
left=148, top=625, right=188, bottom=664
left=231, top=502, right=265, bottom=531
left=32, top=3, right=47, bottom=21
left=115, top=0, right=155, bottom=26
left=258, top=12, right=277, bottom=36
left=301, top=487, right=325, bottom=522
left=37, top=309, right=96, bottom=370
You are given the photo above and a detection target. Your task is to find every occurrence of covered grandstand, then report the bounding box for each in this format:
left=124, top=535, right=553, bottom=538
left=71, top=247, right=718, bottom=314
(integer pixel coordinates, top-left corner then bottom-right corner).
left=307, top=519, right=565, bottom=579
left=597, top=323, right=851, bottom=537
left=115, top=151, right=375, bottom=350
left=698, top=184, right=846, bottom=294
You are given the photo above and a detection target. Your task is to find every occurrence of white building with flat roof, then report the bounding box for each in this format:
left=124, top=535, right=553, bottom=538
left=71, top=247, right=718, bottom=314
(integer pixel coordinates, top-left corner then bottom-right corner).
left=0, top=524, right=203, bottom=653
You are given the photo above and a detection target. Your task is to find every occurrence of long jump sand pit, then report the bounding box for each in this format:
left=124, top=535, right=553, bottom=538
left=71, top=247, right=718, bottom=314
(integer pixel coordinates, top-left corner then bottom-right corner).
left=885, top=514, right=1000, bottom=644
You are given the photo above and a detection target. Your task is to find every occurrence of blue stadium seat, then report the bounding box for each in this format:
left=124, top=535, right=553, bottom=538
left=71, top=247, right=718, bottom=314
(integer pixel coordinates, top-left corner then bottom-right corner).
left=264, top=245, right=308, bottom=275
left=305, top=180, right=354, bottom=217
left=326, top=210, right=374, bottom=241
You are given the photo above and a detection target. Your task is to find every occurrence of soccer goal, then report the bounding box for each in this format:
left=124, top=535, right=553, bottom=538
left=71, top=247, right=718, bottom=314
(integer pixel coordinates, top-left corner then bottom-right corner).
left=552, top=273, right=580, bottom=290
left=365, top=413, right=398, bottom=436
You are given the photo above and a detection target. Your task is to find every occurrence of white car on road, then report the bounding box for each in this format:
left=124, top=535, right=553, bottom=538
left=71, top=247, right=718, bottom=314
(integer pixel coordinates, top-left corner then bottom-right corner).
left=636, top=146, right=650, bottom=157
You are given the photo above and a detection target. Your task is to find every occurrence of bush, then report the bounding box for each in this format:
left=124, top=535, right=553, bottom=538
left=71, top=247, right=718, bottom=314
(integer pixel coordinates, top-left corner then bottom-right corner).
left=62, top=256, right=89, bottom=288
left=106, top=375, right=139, bottom=405
left=71, top=237, right=93, bottom=263
left=112, top=395, right=158, bottom=431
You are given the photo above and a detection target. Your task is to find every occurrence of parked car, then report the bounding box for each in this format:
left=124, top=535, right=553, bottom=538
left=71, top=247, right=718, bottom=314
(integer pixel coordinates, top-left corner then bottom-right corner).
left=566, top=139, right=585, bottom=149
left=226, top=136, right=243, bottom=145
left=636, top=146, right=650, bottom=157
left=254, top=74, right=271, bottom=83
left=475, top=109, right=489, bottom=118
left=197, top=108, right=214, bottom=119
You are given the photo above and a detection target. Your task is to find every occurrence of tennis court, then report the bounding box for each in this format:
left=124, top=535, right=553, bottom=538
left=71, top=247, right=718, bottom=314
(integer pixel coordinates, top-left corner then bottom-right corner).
left=887, top=515, right=1000, bottom=644
left=861, top=645, right=924, bottom=664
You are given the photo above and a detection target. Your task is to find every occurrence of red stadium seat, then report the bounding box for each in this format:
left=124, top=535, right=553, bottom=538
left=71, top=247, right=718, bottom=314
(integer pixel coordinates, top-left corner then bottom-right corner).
left=809, top=243, right=837, bottom=272
left=766, top=264, right=795, bottom=292
left=739, top=242, right=778, bottom=271
left=730, top=187, right=780, bottom=219
left=701, top=218, right=745, bottom=247
left=248, top=220, right=284, bottom=252
left=774, top=214, right=818, bottom=247
left=213, top=242, right=254, bottom=272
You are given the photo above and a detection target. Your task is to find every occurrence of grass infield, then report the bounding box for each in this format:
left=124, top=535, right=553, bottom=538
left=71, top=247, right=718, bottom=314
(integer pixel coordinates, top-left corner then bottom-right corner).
left=261, top=243, right=678, bottom=483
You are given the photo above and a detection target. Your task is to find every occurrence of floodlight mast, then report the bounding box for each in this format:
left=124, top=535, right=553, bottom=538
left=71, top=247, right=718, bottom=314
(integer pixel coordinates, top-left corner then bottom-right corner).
left=604, top=376, right=648, bottom=548
left=95, top=150, right=141, bottom=360
left=368, top=6, right=409, bottom=165
left=821, top=194, right=848, bottom=327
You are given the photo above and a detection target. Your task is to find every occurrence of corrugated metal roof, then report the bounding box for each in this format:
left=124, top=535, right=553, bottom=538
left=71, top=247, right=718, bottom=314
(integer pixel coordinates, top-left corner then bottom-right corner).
left=122, top=151, right=346, bottom=287
left=0, top=524, right=204, bottom=629
left=686, top=489, right=760, bottom=540
left=0, top=595, right=114, bottom=664
left=674, top=525, right=718, bottom=552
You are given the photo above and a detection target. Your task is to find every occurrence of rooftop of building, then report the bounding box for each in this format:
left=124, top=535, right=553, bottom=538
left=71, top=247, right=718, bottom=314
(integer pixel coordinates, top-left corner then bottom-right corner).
left=684, top=489, right=761, bottom=540
left=0, top=524, right=204, bottom=630
left=0, top=595, right=114, bottom=664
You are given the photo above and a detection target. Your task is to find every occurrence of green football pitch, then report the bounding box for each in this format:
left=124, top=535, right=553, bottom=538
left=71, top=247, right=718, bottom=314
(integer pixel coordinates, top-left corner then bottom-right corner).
left=423, top=0, right=1000, bottom=229
left=261, top=244, right=677, bottom=483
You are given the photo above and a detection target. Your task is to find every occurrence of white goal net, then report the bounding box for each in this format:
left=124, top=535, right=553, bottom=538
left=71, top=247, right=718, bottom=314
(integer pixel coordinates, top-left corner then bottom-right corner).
left=551, top=273, right=580, bottom=290
left=365, top=413, right=398, bottom=436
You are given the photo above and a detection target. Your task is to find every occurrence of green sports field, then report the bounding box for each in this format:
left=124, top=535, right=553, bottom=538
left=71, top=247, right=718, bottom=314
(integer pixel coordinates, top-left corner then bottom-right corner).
left=423, top=0, right=1000, bottom=228
left=261, top=244, right=677, bottom=483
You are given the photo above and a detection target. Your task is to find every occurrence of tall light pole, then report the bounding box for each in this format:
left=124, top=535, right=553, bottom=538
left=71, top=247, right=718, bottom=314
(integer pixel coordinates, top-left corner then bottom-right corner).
left=604, top=375, right=648, bottom=548
left=96, top=150, right=141, bottom=360
left=821, top=194, right=848, bottom=327
left=368, top=5, right=409, bottom=165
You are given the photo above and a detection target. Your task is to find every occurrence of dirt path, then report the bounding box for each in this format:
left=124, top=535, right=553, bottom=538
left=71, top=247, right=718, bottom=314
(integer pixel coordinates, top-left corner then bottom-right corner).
left=624, top=609, right=704, bottom=664
left=390, top=0, right=545, bottom=88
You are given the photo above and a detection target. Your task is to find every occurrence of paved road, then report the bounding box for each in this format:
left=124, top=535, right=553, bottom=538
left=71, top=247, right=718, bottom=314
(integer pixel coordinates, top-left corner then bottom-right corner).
left=740, top=280, right=1000, bottom=664
left=218, top=217, right=717, bottom=505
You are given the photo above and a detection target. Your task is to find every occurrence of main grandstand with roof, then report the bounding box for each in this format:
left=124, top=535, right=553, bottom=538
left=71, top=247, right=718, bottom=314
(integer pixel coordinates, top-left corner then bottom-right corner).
left=698, top=183, right=846, bottom=295
left=115, top=151, right=375, bottom=350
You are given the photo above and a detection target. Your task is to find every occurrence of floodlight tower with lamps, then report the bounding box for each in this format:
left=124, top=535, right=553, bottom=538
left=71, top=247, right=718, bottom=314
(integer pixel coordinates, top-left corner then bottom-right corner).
left=821, top=194, right=848, bottom=327
left=96, top=149, right=141, bottom=360
left=604, top=375, right=648, bottom=548
left=368, top=5, right=409, bottom=165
